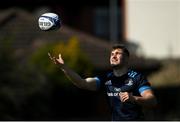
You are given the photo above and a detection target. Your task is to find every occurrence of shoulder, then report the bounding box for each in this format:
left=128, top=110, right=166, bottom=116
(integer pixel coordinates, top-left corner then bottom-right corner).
left=96, top=71, right=113, bottom=82
left=127, top=69, right=148, bottom=82
left=128, top=69, right=142, bottom=79
left=94, top=71, right=113, bottom=89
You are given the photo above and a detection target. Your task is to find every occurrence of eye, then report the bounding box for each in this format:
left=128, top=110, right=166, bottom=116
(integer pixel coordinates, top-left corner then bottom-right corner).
left=111, top=52, right=114, bottom=56
left=116, top=52, right=119, bottom=54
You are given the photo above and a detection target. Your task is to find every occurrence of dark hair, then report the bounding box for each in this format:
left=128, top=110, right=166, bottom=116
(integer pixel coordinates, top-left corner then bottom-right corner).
left=112, top=44, right=130, bottom=57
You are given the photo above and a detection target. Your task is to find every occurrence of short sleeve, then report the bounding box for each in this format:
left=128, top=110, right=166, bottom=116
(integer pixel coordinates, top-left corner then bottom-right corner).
left=136, top=74, right=152, bottom=94
left=94, top=77, right=101, bottom=90
left=94, top=73, right=109, bottom=90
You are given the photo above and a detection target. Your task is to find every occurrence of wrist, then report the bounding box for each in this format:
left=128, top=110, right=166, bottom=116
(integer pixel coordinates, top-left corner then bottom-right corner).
left=59, top=64, right=68, bottom=72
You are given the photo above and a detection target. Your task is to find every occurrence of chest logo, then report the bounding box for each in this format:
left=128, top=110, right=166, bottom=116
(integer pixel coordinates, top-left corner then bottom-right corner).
left=114, top=87, right=121, bottom=92
left=125, top=79, right=133, bottom=86
left=105, top=80, right=112, bottom=85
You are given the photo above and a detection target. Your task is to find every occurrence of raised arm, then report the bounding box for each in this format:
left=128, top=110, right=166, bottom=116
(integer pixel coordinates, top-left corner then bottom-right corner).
left=48, top=53, right=98, bottom=91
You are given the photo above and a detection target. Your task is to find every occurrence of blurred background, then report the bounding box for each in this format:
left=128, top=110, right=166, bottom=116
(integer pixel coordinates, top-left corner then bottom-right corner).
left=0, top=0, right=180, bottom=120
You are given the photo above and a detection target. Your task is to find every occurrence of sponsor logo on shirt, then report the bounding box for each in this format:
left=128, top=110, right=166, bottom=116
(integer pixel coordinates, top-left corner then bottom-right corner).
left=105, top=80, right=112, bottom=85
left=107, top=92, right=119, bottom=96
left=107, top=87, right=121, bottom=97
left=125, top=79, right=133, bottom=86
left=114, top=87, right=121, bottom=92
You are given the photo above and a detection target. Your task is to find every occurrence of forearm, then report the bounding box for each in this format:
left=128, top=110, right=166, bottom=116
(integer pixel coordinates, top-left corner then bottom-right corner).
left=59, top=64, right=88, bottom=89
left=48, top=53, right=92, bottom=89
left=133, top=95, right=157, bottom=108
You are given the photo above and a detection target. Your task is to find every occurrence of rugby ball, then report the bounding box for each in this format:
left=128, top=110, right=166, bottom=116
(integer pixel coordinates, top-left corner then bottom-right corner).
left=38, top=13, right=61, bottom=31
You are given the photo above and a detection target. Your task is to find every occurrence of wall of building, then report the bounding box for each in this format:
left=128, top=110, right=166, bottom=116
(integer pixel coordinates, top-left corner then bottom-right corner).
left=126, top=0, right=180, bottom=59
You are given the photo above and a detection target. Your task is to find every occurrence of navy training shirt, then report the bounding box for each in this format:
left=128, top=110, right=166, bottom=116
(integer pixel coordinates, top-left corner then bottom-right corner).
left=95, top=69, right=152, bottom=120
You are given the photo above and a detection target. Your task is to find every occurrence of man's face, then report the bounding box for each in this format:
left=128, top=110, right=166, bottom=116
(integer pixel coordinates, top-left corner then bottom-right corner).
left=110, top=48, right=127, bottom=68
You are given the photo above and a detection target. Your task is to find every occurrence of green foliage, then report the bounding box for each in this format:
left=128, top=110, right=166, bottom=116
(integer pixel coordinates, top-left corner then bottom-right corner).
left=0, top=38, right=49, bottom=96
left=0, top=38, right=21, bottom=119
left=0, top=36, right=95, bottom=120
left=29, top=36, right=94, bottom=86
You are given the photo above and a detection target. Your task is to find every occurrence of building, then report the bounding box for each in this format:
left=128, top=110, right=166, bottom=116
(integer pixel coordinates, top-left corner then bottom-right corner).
left=126, top=0, right=180, bottom=59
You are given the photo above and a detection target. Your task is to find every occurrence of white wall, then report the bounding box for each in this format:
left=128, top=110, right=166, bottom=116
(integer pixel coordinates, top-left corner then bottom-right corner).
left=126, top=0, right=180, bottom=59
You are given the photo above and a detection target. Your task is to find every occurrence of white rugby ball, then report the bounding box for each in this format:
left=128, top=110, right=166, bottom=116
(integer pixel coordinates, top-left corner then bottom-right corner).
left=38, top=13, right=61, bottom=31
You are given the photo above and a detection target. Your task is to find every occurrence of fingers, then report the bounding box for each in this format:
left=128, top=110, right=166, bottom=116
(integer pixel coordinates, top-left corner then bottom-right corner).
left=52, top=57, right=57, bottom=64
left=119, top=92, right=130, bottom=102
left=48, top=52, right=52, bottom=59
left=48, top=52, right=64, bottom=65
left=119, top=92, right=135, bottom=103
left=59, top=54, right=61, bottom=59
left=57, top=53, right=64, bottom=64
left=48, top=52, right=54, bottom=61
left=48, top=52, right=57, bottom=64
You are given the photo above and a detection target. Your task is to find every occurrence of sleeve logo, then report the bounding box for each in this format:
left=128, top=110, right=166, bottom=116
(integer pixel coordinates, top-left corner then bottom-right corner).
left=125, top=79, right=133, bottom=86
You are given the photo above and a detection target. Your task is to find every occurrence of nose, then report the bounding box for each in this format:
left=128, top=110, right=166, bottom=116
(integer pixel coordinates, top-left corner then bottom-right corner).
left=111, top=55, right=117, bottom=60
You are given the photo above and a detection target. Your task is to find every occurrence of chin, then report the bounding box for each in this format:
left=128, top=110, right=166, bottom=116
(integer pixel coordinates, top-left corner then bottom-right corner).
left=111, top=64, right=120, bottom=68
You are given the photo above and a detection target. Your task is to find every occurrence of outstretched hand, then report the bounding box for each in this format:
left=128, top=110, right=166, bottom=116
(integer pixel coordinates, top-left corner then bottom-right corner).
left=48, top=52, right=64, bottom=66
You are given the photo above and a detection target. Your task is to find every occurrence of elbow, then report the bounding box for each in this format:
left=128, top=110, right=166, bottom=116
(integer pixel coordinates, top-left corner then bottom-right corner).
left=73, top=80, right=97, bottom=91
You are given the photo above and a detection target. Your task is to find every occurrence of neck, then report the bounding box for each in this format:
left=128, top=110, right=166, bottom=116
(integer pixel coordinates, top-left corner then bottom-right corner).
left=113, top=67, right=128, bottom=77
